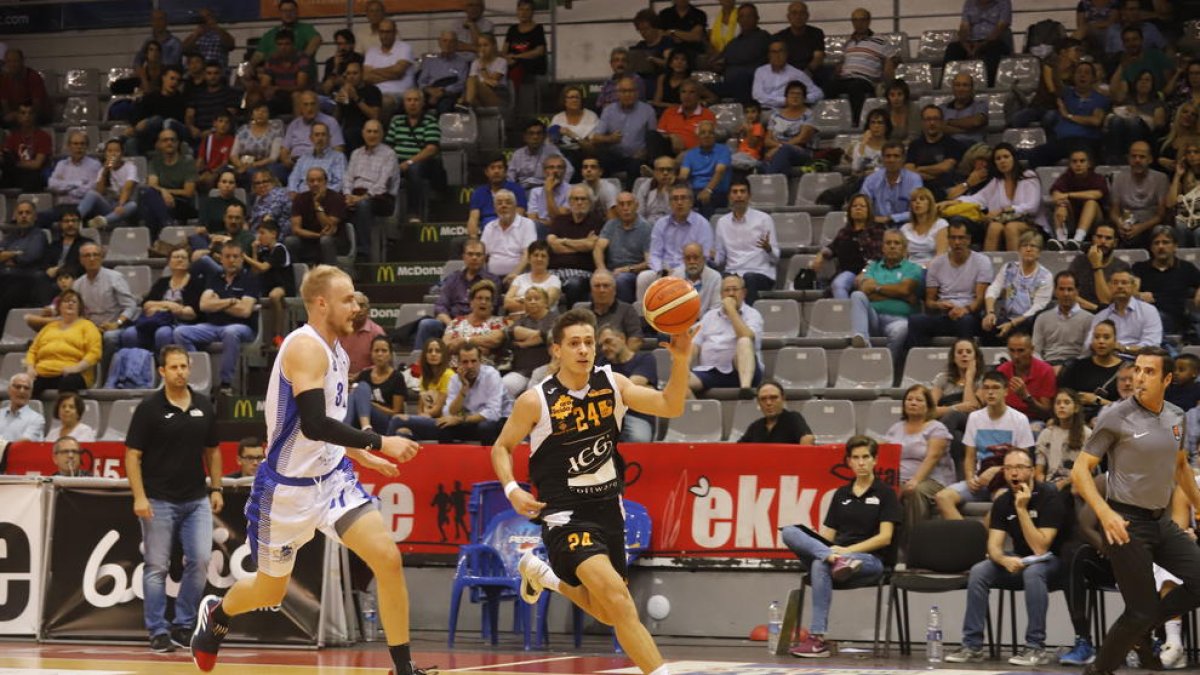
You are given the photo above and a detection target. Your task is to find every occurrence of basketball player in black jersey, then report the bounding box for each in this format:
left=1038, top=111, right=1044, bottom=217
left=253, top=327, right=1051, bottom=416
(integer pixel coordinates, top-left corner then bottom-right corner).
left=491, top=308, right=696, bottom=675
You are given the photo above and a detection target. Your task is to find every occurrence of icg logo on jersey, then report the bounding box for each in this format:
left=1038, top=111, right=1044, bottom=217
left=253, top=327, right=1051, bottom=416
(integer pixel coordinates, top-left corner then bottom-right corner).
left=567, top=434, right=618, bottom=495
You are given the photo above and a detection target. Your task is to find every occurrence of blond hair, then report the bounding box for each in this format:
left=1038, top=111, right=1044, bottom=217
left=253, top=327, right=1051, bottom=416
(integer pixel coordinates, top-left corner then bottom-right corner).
left=300, top=264, right=351, bottom=306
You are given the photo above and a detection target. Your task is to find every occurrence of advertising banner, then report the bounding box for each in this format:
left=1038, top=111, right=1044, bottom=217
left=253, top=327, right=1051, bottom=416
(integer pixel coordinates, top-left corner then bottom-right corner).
left=0, top=483, right=44, bottom=635
left=260, top=0, right=466, bottom=18
left=42, top=486, right=322, bottom=643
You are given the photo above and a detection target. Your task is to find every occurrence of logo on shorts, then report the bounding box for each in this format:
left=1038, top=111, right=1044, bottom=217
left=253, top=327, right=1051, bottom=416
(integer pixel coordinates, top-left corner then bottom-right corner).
left=271, top=544, right=295, bottom=565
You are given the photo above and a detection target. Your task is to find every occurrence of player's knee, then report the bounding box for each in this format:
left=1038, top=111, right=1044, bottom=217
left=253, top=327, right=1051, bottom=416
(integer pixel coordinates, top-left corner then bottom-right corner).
left=599, top=587, right=638, bottom=624
left=362, top=541, right=403, bottom=573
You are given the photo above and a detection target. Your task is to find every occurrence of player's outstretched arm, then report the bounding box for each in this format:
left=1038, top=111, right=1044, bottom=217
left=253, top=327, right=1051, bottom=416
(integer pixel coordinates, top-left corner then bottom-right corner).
left=491, top=390, right=546, bottom=517
left=617, top=323, right=699, bottom=419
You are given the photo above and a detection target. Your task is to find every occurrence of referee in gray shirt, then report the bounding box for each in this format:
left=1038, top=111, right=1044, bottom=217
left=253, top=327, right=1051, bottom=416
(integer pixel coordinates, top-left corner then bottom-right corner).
left=1072, top=347, right=1200, bottom=675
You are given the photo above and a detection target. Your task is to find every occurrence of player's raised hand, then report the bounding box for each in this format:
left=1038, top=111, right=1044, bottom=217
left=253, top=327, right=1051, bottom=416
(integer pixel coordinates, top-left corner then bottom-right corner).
left=509, top=486, right=547, bottom=519
left=666, top=322, right=700, bottom=361
left=380, top=436, right=420, bottom=464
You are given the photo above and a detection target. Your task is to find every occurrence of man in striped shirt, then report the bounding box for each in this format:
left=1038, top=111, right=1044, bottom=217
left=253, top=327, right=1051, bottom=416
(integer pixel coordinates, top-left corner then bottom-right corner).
left=384, top=89, right=444, bottom=222
left=830, top=9, right=897, bottom=124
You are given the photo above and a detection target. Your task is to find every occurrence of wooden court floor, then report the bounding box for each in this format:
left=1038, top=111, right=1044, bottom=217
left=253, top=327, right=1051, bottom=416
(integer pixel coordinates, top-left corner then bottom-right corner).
left=0, top=635, right=1070, bottom=675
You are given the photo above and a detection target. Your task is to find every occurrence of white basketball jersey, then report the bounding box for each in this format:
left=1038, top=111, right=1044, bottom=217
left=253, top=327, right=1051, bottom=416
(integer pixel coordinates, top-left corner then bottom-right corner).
left=265, top=324, right=350, bottom=478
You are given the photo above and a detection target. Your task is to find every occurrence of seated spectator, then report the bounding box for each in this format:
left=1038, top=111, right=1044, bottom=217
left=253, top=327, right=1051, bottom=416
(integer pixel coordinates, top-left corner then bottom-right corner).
left=883, top=78, right=921, bottom=141
left=1058, top=319, right=1124, bottom=419
left=465, top=33, right=509, bottom=108
left=185, top=61, right=237, bottom=143
left=550, top=85, right=599, bottom=169
left=944, top=446, right=1065, bottom=667
left=0, top=49, right=49, bottom=126
left=949, top=143, right=1044, bottom=252
left=1168, top=353, right=1200, bottom=410
left=80, top=140, right=139, bottom=230
left=47, top=391, right=96, bottom=443
left=588, top=270, right=644, bottom=351
left=288, top=122, right=347, bottom=195
left=596, top=191, right=652, bottom=304
left=279, top=92, right=346, bottom=179
left=527, top=155, right=570, bottom=229
left=480, top=189, right=537, bottom=281
left=43, top=209, right=92, bottom=287
left=25, top=289, right=102, bottom=397
left=931, top=338, right=985, bottom=448
left=508, top=119, right=573, bottom=189
left=195, top=114, right=235, bottom=193
left=1034, top=61, right=1108, bottom=168
left=1067, top=223, right=1128, bottom=311
left=775, top=1, right=825, bottom=73
left=0, top=374, right=42, bottom=442
left=259, top=29, right=312, bottom=115
left=636, top=184, right=714, bottom=304
left=388, top=337, right=453, bottom=436
left=592, top=76, right=658, bottom=181
left=0, top=102, right=50, bottom=191
left=596, top=48, right=648, bottom=111
left=908, top=221, right=991, bottom=346
left=244, top=219, right=294, bottom=346
left=813, top=193, right=886, bottom=299
left=0, top=200, right=48, bottom=325
left=849, top=229, right=922, bottom=364
left=445, top=280, right=506, bottom=365
left=1014, top=38, right=1089, bottom=129
left=1036, top=389, right=1090, bottom=490
left=287, top=168, right=348, bottom=265
left=657, top=0, right=707, bottom=55
left=455, top=0, right=495, bottom=54
left=230, top=104, right=282, bottom=184
left=343, top=120, right=398, bottom=257
left=72, top=242, right=138, bottom=352
left=579, top=157, right=619, bottom=221
left=1168, top=141, right=1200, bottom=244
left=671, top=242, right=722, bottom=316
left=503, top=0, right=547, bottom=93
left=714, top=179, right=778, bottom=305
left=634, top=156, right=677, bottom=224
left=1050, top=150, right=1109, bottom=249
left=501, top=287, right=557, bottom=397
left=547, top=184, right=605, bottom=306
left=1075, top=0, right=1118, bottom=51
left=982, top=232, right=1053, bottom=343
left=943, top=0, right=1012, bottom=86
left=652, top=50, right=717, bottom=113
left=333, top=62, right=382, bottom=154
left=1157, top=107, right=1200, bottom=175
left=902, top=187, right=949, bottom=265
left=118, top=247, right=202, bottom=352
left=1132, top=226, right=1200, bottom=337
left=1111, top=140, right=1168, bottom=249
left=1083, top=269, right=1163, bottom=357
left=468, top=154, right=528, bottom=239
left=248, top=171, right=292, bottom=234
left=346, top=336, right=407, bottom=434
left=1168, top=60, right=1200, bottom=121
left=332, top=292, right=384, bottom=376
left=197, top=170, right=245, bottom=240
left=225, top=438, right=265, bottom=479
left=411, top=240, right=500, bottom=350
left=363, top=19, right=414, bottom=109
left=751, top=41, right=823, bottom=113
left=192, top=204, right=255, bottom=273
left=886, top=384, right=955, bottom=533
left=255, top=0, right=322, bottom=64
left=941, top=73, right=988, bottom=145
left=173, top=241, right=260, bottom=394
left=997, top=331, right=1057, bottom=422
left=761, top=80, right=818, bottom=174
left=862, top=142, right=923, bottom=224
left=679, top=121, right=731, bottom=216
left=399, top=344, right=510, bottom=444
left=1032, top=271, right=1094, bottom=370
left=138, top=128, right=198, bottom=239
left=128, top=67, right=189, bottom=155
left=45, top=131, right=102, bottom=224
left=50, top=436, right=86, bottom=476
left=689, top=274, right=763, bottom=394
left=905, top=105, right=966, bottom=201
left=631, top=9, right=676, bottom=76
left=657, top=79, right=716, bottom=156
left=715, top=4, right=770, bottom=104
left=831, top=9, right=897, bottom=123
left=841, top=108, right=890, bottom=186
left=182, top=9, right=234, bottom=71
left=505, top=240, right=562, bottom=313
left=739, top=380, right=814, bottom=444
left=136, top=40, right=166, bottom=95
left=781, top=435, right=898, bottom=659
left=1103, top=0, right=1167, bottom=58
left=419, top=31, right=470, bottom=117
left=935, top=370, right=1035, bottom=519
left=598, top=325, right=656, bottom=442
left=1106, top=70, right=1168, bottom=163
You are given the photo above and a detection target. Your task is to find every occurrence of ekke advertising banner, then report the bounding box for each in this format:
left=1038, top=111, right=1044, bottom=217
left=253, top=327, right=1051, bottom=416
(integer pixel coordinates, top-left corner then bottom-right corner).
left=4, top=442, right=898, bottom=560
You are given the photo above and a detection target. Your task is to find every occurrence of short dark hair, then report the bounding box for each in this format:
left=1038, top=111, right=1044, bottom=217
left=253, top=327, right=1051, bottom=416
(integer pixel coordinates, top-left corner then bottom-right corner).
left=552, top=308, right=598, bottom=345
left=1053, top=270, right=1077, bottom=287
left=159, top=344, right=189, bottom=367
left=633, top=8, right=658, bottom=28
left=1138, top=346, right=1175, bottom=380
left=784, top=80, right=808, bottom=98
left=743, top=99, right=761, bottom=112
left=756, top=380, right=784, bottom=398
left=526, top=239, right=550, bottom=256
left=729, top=177, right=751, bottom=193
left=484, top=153, right=507, bottom=168
left=204, top=59, right=222, bottom=70
left=1178, top=353, right=1200, bottom=369
left=276, top=28, right=295, bottom=43
left=238, top=437, right=262, bottom=455
left=524, top=118, right=547, bottom=134
left=259, top=218, right=280, bottom=234
left=1121, top=24, right=1143, bottom=39
left=334, top=28, right=356, bottom=44
left=946, top=219, right=970, bottom=237
left=982, top=370, right=1009, bottom=388
left=1005, top=446, right=1037, bottom=467
left=845, top=435, right=878, bottom=459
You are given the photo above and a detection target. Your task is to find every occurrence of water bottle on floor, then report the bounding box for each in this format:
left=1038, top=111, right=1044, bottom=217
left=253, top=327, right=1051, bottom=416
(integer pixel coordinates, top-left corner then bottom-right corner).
left=927, top=605, right=943, bottom=663
left=360, top=592, right=379, bottom=642
left=766, top=600, right=783, bottom=653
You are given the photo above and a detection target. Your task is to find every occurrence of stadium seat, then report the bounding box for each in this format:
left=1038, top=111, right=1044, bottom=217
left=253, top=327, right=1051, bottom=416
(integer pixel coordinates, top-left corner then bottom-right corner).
left=1040, top=251, right=1078, bottom=276
left=774, top=211, right=813, bottom=253
left=442, top=259, right=466, bottom=279
left=939, top=60, right=987, bottom=90
left=61, top=96, right=99, bottom=126
left=820, top=211, right=846, bottom=247
left=106, top=227, right=152, bottom=264
left=797, top=399, right=855, bottom=444
left=1113, top=249, right=1148, bottom=265
left=79, top=226, right=100, bottom=242
left=748, top=174, right=789, bottom=210
left=986, top=251, right=1018, bottom=274
left=825, top=348, right=894, bottom=400
left=710, top=103, right=744, bottom=139
left=652, top=349, right=670, bottom=389
left=114, top=266, right=152, bottom=302
left=879, top=32, right=911, bottom=61
left=1036, top=166, right=1066, bottom=203
left=756, top=299, right=801, bottom=343
left=0, top=308, right=40, bottom=353
left=980, top=347, right=1006, bottom=367
left=795, top=299, right=852, bottom=348
left=105, top=67, right=135, bottom=92
left=397, top=303, right=435, bottom=335
left=894, top=62, right=933, bottom=96
left=823, top=34, right=848, bottom=65
left=100, top=399, right=139, bottom=441
left=129, top=156, right=148, bottom=183
left=864, top=399, right=904, bottom=438
left=188, top=351, right=212, bottom=392
left=1178, top=248, right=1200, bottom=267
left=208, top=186, right=248, bottom=206
left=18, top=192, right=53, bottom=213
left=830, top=133, right=858, bottom=154
left=1094, top=165, right=1121, bottom=183
left=916, top=30, right=958, bottom=64
left=811, top=99, right=853, bottom=137
left=158, top=225, right=191, bottom=248
left=1001, top=127, right=1047, bottom=151
left=982, top=93, right=1011, bottom=132
left=439, top=112, right=476, bottom=187
left=0, top=353, right=25, bottom=387
left=727, top=399, right=762, bottom=441
left=860, top=97, right=886, bottom=120
left=662, top=400, right=723, bottom=442
left=693, top=70, right=721, bottom=86
left=61, top=68, right=100, bottom=95
left=793, top=172, right=842, bottom=213
left=994, top=56, right=1041, bottom=95
left=770, top=346, right=828, bottom=392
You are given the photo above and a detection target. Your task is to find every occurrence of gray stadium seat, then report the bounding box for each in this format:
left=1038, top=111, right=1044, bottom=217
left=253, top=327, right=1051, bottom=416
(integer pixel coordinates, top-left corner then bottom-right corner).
left=895, top=62, right=933, bottom=96
left=100, top=399, right=139, bottom=441
left=652, top=349, right=670, bottom=389
left=982, top=93, right=1011, bottom=132
left=793, top=173, right=842, bottom=213
left=106, top=226, right=151, bottom=263
left=756, top=299, right=801, bottom=342
left=61, top=68, right=100, bottom=95
left=774, top=212, right=813, bottom=253
left=158, top=225, right=191, bottom=248
left=770, top=346, right=828, bottom=391
left=1001, top=127, right=1047, bottom=151
left=115, top=265, right=152, bottom=300
left=188, top=351, right=212, bottom=392
left=994, top=56, right=1041, bottom=95
left=710, top=102, right=744, bottom=139
left=662, top=400, right=723, bottom=442
left=939, top=60, right=987, bottom=90
left=826, top=348, right=894, bottom=400
left=129, top=156, right=148, bottom=183
left=1095, top=165, right=1121, bottom=183
left=748, top=174, right=789, bottom=210
left=79, top=226, right=101, bottom=242
left=1, top=352, right=26, bottom=387
left=820, top=211, right=846, bottom=247
left=797, top=399, right=856, bottom=445
left=860, top=97, right=886, bottom=121
left=980, top=347, right=1006, bottom=367
left=823, top=34, right=848, bottom=65
left=18, top=192, right=53, bottom=213
left=1036, top=166, right=1066, bottom=203
left=795, top=299, right=852, bottom=347
left=864, top=399, right=904, bottom=439
left=916, top=30, right=957, bottom=64
left=61, top=96, right=99, bottom=125
left=811, top=99, right=853, bottom=136
left=1040, top=251, right=1079, bottom=276
left=441, top=259, right=466, bottom=279
left=986, top=251, right=1018, bottom=274
left=879, top=32, right=911, bottom=61
left=0, top=308, right=40, bottom=353
left=1178, top=249, right=1200, bottom=267
left=1113, top=249, right=1148, bottom=266
left=208, top=186, right=248, bottom=205
left=398, top=303, right=434, bottom=334
left=728, top=399, right=762, bottom=441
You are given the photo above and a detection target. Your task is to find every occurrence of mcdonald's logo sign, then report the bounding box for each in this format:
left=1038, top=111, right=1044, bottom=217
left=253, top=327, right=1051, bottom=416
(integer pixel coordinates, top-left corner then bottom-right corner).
left=419, top=225, right=439, bottom=243
left=459, top=187, right=473, bottom=204
left=376, top=265, right=396, bottom=283
left=232, top=399, right=256, bottom=420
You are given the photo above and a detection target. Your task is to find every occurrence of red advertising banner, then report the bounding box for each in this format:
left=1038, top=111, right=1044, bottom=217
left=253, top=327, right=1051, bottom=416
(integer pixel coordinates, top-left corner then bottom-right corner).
left=259, top=0, right=466, bottom=19
left=5, top=442, right=898, bottom=560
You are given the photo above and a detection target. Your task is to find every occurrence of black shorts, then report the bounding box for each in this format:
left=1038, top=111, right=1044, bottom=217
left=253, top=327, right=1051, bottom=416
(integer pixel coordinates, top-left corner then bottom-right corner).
left=540, top=499, right=627, bottom=587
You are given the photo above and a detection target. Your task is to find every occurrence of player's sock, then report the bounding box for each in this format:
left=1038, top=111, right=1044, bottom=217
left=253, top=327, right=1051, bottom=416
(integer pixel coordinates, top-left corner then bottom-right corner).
left=211, top=601, right=230, bottom=627
left=648, top=666, right=671, bottom=675
left=534, top=557, right=561, bottom=591
left=388, top=644, right=413, bottom=675
left=1166, top=618, right=1183, bottom=645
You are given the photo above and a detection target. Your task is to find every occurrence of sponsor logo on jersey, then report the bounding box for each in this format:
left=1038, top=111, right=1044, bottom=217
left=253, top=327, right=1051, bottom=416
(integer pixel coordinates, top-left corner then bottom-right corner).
left=550, top=394, right=575, bottom=420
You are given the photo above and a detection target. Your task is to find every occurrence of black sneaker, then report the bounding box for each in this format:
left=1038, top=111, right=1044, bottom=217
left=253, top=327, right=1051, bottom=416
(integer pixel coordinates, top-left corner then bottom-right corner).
left=170, top=626, right=193, bottom=648
left=1047, top=239, right=1065, bottom=251
left=1065, top=239, right=1082, bottom=251
left=191, top=595, right=228, bottom=672
left=150, top=633, right=175, bottom=653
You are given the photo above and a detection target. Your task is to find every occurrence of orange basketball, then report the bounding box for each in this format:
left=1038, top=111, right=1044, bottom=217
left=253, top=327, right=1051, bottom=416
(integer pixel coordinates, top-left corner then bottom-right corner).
left=643, top=276, right=701, bottom=335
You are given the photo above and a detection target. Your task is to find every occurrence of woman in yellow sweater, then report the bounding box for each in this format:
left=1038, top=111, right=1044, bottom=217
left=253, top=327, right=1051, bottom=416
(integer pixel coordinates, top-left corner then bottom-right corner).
left=25, top=289, right=102, bottom=398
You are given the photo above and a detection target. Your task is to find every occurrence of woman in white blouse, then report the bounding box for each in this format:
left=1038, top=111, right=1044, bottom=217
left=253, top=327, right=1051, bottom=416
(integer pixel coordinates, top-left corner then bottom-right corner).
left=901, top=187, right=948, bottom=265
left=46, top=391, right=96, bottom=442
left=939, top=142, right=1046, bottom=252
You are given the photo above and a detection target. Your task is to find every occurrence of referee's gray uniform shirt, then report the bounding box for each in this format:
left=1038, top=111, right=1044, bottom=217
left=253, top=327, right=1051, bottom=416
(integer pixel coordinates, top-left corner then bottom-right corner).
left=1085, top=397, right=1186, bottom=511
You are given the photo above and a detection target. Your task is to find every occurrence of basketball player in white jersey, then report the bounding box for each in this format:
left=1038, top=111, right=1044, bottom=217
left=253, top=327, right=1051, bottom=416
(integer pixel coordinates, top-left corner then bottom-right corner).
left=191, top=265, right=430, bottom=675
left=491, top=308, right=697, bottom=675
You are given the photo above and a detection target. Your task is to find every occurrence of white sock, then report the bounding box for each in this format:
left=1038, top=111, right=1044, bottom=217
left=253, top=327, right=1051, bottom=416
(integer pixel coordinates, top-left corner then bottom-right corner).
left=649, top=667, right=670, bottom=675
left=1166, top=618, right=1183, bottom=645
left=1073, top=229, right=1088, bottom=242
left=531, top=556, right=561, bottom=591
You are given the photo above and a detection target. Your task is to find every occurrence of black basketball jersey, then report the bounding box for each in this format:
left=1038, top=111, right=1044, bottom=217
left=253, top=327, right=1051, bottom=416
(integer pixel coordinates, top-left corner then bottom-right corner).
left=529, top=365, right=628, bottom=508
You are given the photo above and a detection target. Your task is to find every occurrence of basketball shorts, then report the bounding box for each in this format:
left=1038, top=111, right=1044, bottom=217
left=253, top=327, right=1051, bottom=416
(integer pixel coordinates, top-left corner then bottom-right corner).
left=245, top=457, right=375, bottom=576
left=540, top=498, right=627, bottom=587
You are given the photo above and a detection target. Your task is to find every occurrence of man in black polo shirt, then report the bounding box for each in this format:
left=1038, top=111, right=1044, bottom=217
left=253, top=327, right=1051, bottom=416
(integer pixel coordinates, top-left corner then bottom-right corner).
left=173, top=241, right=260, bottom=395
left=738, top=381, right=815, bottom=444
left=905, top=105, right=966, bottom=201
left=946, top=447, right=1067, bottom=666
left=125, top=345, right=222, bottom=653
left=656, top=0, right=707, bottom=55
left=1131, top=226, right=1200, bottom=339
left=775, top=1, right=825, bottom=73
left=185, top=60, right=238, bottom=139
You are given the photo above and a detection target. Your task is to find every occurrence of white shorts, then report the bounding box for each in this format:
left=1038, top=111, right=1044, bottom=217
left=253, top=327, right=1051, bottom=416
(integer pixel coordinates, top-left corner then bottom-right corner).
left=245, top=457, right=375, bottom=576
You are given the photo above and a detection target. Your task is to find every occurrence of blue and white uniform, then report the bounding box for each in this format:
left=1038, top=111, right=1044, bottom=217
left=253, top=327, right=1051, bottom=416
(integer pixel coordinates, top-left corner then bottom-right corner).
left=246, top=324, right=374, bottom=576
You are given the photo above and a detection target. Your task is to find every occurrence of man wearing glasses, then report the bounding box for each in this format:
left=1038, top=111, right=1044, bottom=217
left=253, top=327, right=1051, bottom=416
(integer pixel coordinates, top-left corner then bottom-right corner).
left=0, top=374, right=43, bottom=444
left=945, top=445, right=1067, bottom=666
left=225, top=437, right=265, bottom=478
left=51, top=436, right=85, bottom=477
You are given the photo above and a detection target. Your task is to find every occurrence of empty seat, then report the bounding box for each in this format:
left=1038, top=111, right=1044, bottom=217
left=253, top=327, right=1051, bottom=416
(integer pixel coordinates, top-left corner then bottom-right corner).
left=1178, top=248, right=1200, bottom=267
left=439, top=111, right=478, bottom=147
left=728, top=399, right=762, bottom=441
left=982, top=92, right=1011, bottom=131
left=129, top=156, right=148, bottom=183
left=879, top=32, right=911, bottom=61
left=774, top=212, right=813, bottom=252
left=823, top=34, right=848, bottom=65
left=115, top=265, right=153, bottom=300
left=398, top=303, right=435, bottom=333
left=820, top=211, right=846, bottom=247
left=994, top=56, right=1040, bottom=95
left=771, top=346, right=828, bottom=390
left=693, top=70, right=721, bottom=86
left=100, top=399, right=139, bottom=441
left=793, top=172, right=842, bottom=209
left=1001, top=127, right=1047, bottom=150
left=158, top=225, right=191, bottom=248
left=980, top=347, right=1006, bottom=367
left=107, top=227, right=152, bottom=263
left=939, top=60, right=987, bottom=90
left=442, top=259, right=466, bottom=279
left=864, top=399, right=904, bottom=438
left=208, top=186, right=248, bottom=205
left=1113, top=249, right=1148, bottom=265
left=61, top=68, right=100, bottom=95
left=797, top=399, right=855, bottom=444
left=61, top=96, right=99, bottom=125
left=662, top=400, right=723, bottom=442
left=803, top=299, right=853, bottom=340
left=916, top=30, right=958, bottom=64
left=1040, top=251, right=1079, bottom=276
left=0, top=308, right=40, bottom=353
left=0, top=353, right=25, bottom=387
left=188, top=351, right=212, bottom=392
left=1095, top=165, right=1121, bottom=183
left=895, top=62, right=933, bottom=95
left=831, top=348, right=894, bottom=394
left=756, top=299, right=801, bottom=341
left=811, top=99, right=853, bottom=136
left=106, top=67, right=136, bottom=92
left=748, top=174, right=789, bottom=210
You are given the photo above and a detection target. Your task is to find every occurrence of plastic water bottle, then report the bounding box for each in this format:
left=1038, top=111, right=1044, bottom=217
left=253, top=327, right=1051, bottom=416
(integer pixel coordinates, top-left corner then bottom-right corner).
left=360, top=593, right=379, bottom=642
left=927, top=606, right=943, bottom=663
left=767, top=600, right=783, bottom=653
